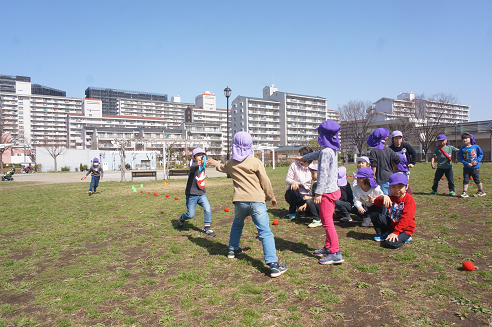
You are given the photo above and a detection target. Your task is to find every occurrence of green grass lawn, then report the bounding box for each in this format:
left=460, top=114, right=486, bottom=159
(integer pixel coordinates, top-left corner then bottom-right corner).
left=1, top=162, right=492, bottom=326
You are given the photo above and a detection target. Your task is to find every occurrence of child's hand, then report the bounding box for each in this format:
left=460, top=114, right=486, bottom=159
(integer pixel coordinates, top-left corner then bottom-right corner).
left=382, top=195, right=393, bottom=207
left=314, top=194, right=322, bottom=205
left=303, top=195, right=312, bottom=200
left=81, top=176, right=86, bottom=180
left=207, top=158, right=218, bottom=167
left=358, top=207, right=366, bottom=214
left=271, top=199, right=277, bottom=206
left=472, top=160, right=477, bottom=166
left=385, top=233, right=398, bottom=243
left=408, top=164, right=414, bottom=168
left=290, top=181, right=299, bottom=191
left=368, top=195, right=375, bottom=204
left=298, top=203, right=307, bottom=212
left=431, top=164, right=436, bottom=169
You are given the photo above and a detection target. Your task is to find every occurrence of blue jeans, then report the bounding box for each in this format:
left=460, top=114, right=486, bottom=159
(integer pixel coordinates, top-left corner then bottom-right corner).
left=229, top=202, right=278, bottom=264
left=89, top=175, right=100, bottom=192
left=378, top=182, right=389, bottom=195
left=181, top=194, right=211, bottom=224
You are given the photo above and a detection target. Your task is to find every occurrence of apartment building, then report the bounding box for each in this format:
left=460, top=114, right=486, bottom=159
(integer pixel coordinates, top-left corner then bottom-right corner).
left=231, top=85, right=339, bottom=147
left=0, top=75, right=83, bottom=147
left=117, top=96, right=193, bottom=129
left=184, top=91, right=229, bottom=155
left=231, top=95, right=281, bottom=147
left=85, top=87, right=168, bottom=115
left=372, top=92, right=470, bottom=124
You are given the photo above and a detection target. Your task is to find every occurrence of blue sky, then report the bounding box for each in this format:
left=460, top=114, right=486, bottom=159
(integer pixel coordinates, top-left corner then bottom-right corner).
left=2, top=1, right=491, bottom=121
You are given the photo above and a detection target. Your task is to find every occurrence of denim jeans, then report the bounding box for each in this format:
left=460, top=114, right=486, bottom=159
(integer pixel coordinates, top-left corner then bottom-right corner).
left=89, top=175, right=100, bottom=192
left=378, top=182, right=390, bottom=195
left=229, top=202, right=278, bottom=264
left=181, top=194, right=212, bottom=225
left=334, top=199, right=356, bottom=218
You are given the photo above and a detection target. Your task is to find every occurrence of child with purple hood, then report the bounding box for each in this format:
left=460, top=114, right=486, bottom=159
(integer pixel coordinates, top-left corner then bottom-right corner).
left=352, top=167, right=385, bottom=227
left=295, top=120, right=344, bottom=265
left=367, top=128, right=401, bottom=195
left=207, top=132, right=288, bottom=278
left=81, top=158, right=103, bottom=195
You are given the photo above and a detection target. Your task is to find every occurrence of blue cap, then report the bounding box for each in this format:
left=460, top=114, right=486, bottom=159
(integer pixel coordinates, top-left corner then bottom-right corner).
left=389, top=173, right=408, bottom=185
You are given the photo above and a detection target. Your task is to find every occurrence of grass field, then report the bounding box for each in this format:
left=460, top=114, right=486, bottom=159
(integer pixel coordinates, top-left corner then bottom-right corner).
left=1, top=162, right=492, bottom=326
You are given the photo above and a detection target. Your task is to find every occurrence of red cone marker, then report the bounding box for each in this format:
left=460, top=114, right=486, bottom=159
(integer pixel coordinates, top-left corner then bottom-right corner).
left=272, top=220, right=279, bottom=225
left=224, top=208, right=229, bottom=212
left=166, top=194, right=170, bottom=197
left=175, top=197, right=179, bottom=200
left=463, top=261, right=475, bottom=271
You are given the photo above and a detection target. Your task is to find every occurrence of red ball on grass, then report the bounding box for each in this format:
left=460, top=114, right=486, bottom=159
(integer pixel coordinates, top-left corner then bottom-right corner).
left=272, top=220, right=279, bottom=225
left=154, top=193, right=159, bottom=197
left=245, top=216, right=249, bottom=219
left=166, top=194, right=170, bottom=197
left=175, top=197, right=179, bottom=200
left=350, top=175, right=353, bottom=177
left=462, top=261, right=475, bottom=271
left=442, top=177, right=445, bottom=180
left=140, top=190, right=143, bottom=193
left=459, top=177, right=462, bottom=179
left=482, top=178, right=485, bottom=181
left=424, top=177, right=427, bottom=179
left=148, top=192, right=151, bottom=194
left=224, top=208, right=229, bottom=212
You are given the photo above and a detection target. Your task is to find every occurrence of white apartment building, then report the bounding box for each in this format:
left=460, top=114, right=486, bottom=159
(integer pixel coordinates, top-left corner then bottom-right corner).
left=179, top=122, right=223, bottom=156
left=231, top=85, right=339, bottom=147
left=184, top=91, right=229, bottom=155
left=116, top=96, right=193, bottom=129
left=231, top=95, right=281, bottom=147
left=372, top=92, right=470, bottom=124
left=0, top=79, right=83, bottom=147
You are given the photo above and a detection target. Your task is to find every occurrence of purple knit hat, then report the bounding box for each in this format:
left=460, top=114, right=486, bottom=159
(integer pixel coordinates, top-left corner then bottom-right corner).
left=316, top=120, right=341, bottom=150
left=356, top=167, right=378, bottom=188
left=366, top=128, right=390, bottom=150
left=461, top=133, right=476, bottom=145
left=437, top=134, right=447, bottom=141
left=396, top=153, right=408, bottom=172
left=389, top=173, right=408, bottom=185
left=192, top=148, right=206, bottom=157
left=93, top=158, right=99, bottom=162
left=232, top=132, right=254, bottom=162
left=337, top=166, right=347, bottom=187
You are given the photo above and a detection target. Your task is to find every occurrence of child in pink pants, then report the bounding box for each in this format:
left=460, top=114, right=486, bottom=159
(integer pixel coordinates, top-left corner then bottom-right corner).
left=295, top=120, right=344, bottom=265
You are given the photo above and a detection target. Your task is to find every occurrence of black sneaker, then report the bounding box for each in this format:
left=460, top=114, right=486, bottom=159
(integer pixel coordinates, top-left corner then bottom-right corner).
left=227, top=247, right=243, bottom=259
left=203, top=229, right=216, bottom=237
left=313, top=247, right=331, bottom=256
left=269, top=263, right=288, bottom=278
left=177, top=217, right=185, bottom=228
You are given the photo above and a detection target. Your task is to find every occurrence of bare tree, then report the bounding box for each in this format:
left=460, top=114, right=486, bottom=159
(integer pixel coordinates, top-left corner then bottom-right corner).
left=307, top=138, right=322, bottom=152
left=40, top=137, right=67, bottom=171
left=112, top=137, right=131, bottom=182
left=338, top=100, right=376, bottom=156
left=408, top=93, right=458, bottom=162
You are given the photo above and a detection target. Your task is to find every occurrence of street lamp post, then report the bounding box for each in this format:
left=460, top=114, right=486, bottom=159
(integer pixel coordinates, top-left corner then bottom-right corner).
left=224, top=87, right=232, bottom=160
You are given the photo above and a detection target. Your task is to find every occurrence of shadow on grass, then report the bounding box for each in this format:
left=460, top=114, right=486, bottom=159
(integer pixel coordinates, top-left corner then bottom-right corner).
left=268, top=208, right=289, bottom=219
left=346, top=230, right=374, bottom=241
left=412, top=191, right=453, bottom=197
left=186, top=235, right=268, bottom=275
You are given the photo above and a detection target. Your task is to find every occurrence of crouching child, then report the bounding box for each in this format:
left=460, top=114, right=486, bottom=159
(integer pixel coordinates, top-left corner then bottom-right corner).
left=369, top=173, right=416, bottom=249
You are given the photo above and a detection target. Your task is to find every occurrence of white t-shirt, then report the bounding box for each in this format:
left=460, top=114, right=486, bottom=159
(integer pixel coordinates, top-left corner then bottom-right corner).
left=353, top=184, right=384, bottom=209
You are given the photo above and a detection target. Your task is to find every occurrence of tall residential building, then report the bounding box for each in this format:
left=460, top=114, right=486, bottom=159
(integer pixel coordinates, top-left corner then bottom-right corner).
left=116, top=97, right=193, bottom=129
left=85, top=87, right=168, bottom=115
left=0, top=75, right=82, bottom=146
left=184, top=91, right=229, bottom=155
left=372, top=92, right=470, bottom=124
left=231, top=85, right=339, bottom=147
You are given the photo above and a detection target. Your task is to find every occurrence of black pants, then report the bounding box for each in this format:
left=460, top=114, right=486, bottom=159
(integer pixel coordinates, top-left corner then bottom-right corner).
left=304, top=198, right=320, bottom=221
left=370, top=212, right=411, bottom=249
left=284, top=188, right=306, bottom=214
left=432, top=168, right=455, bottom=192
left=335, top=200, right=357, bottom=218
left=463, top=167, right=480, bottom=185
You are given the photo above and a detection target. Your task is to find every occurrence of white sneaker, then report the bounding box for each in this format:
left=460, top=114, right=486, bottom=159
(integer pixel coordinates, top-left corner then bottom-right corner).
left=308, top=220, right=322, bottom=228
left=340, top=216, right=353, bottom=222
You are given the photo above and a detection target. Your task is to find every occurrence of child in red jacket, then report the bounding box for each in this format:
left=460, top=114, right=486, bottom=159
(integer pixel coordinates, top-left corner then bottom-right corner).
left=369, top=173, right=415, bottom=248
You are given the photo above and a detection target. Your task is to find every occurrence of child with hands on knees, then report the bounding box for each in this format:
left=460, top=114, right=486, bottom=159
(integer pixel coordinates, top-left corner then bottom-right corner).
left=352, top=167, right=385, bottom=227
left=207, top=132, right=288, bottom=278
left=368, top=173, right=416, bottom=249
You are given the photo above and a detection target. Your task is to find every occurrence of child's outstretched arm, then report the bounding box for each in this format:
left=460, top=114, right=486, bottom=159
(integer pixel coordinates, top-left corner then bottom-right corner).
left=207, top=158, right=227, bottom=173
